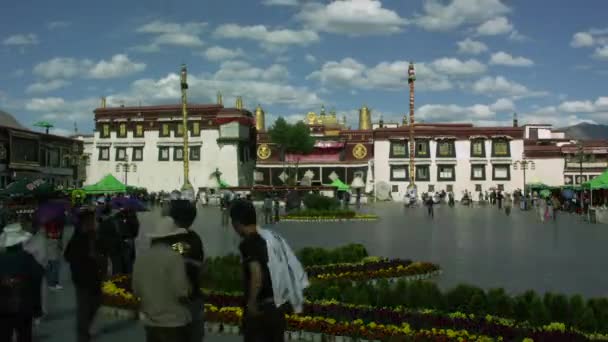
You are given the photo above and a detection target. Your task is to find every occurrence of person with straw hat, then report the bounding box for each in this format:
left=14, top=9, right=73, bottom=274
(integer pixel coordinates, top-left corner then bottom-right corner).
left=0, top=217, right=45, bottom=342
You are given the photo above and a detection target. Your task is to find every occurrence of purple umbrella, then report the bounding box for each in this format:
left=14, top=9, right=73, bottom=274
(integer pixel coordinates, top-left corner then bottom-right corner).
left=35, top=200, right=69, bottom=225
left=111, top=197, right=147, bottom=211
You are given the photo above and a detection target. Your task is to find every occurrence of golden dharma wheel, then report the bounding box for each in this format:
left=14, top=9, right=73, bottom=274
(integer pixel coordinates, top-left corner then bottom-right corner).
left=352, top=143, right=367, bottom=159
left=257, top=144, right=272, bottom=160
left=306, top=112, right=317, bottom=124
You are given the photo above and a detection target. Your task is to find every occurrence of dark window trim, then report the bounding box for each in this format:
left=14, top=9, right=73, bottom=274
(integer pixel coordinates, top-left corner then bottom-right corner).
left=174, top=146, right=184, bottom=161
left=159, top=123, right=171, bottom=138
left=415, top=139, right=430, bottom=158
left=436, top=140, right=456, bottom=158
left=389, top=141, right=408, bottom=158
left=470, top=164, right=486, bottom=180
left=134, top=124, right=145, bottom=138
left=415, top=165, right=430, bottom=181
left=491, top=139, right=511, bottom=157
left=470, top=139, right=486, bottom=158
left=190, top=146, right=201, bottom=161
left=132, top=147, right=144, bottom=161
left=437, top=164, right=456, bottom=182
left=117, top=123, right=128, bottom=138
left=389, top=165, right=408, bottom=181
left=158, top=147, right=170, bottom=161
left=115, top=147, right=127, bottom=161
left=175, top=123, right=184, bottom=138
left=492, top=164, right=511, bottom=181
left=100, top=124, right=111, bottom=139
left=98, top=147, right=110, bottom=161
left=190, top=122, right=201, bottom=137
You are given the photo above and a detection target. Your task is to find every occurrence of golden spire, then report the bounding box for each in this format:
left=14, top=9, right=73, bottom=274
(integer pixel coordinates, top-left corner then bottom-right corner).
left=359, top=105, right=372, bottom=130
left=217, top=91, right=223, bottom=106
left=236, top=96, right=243, bottom=110
left=255, top=104, right=265, bottom=131
left=101, top=97, right=106, bottom=108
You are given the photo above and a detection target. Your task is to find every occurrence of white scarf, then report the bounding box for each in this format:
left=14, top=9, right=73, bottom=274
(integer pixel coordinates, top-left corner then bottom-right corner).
left=258, top=228, right=309, bottom=313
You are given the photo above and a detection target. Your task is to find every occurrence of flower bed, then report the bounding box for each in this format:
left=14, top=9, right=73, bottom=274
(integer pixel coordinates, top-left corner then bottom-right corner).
left=282, top=209, right=379, bottom=222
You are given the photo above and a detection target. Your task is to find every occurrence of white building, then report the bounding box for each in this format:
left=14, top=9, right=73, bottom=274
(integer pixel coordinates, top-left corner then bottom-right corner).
left=373, top=124, right=525, bottom=200
left=82, top=101, right=256, bottom=192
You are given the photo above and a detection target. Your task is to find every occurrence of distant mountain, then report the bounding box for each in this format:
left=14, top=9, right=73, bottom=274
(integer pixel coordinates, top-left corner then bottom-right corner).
left=561, top=123, right=608, bottom=140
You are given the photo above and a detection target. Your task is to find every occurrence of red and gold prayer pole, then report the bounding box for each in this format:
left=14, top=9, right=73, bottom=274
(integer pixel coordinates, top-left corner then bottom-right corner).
left=180, top=64, right=194, bottom=195
left=407, top=62, right=417, bottom=196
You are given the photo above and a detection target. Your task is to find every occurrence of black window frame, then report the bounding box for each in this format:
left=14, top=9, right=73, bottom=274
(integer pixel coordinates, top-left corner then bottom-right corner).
left=470, top=139, right=486, bottom=158
left=132, top=147, right=144, bottom=161
left=491, top=139, right=511, bottom=157
left=391, top=185, right=399, bottom=193
left=415, top=140, right=430, bottom=158
left=115, top=147, right=127, bottom=161
left=389, top=165, right=409, bottom=181
left=175, top=123, right=185, bottom=138
left=117, top=123, right=128, bottom=138
left=174, top=147, right=184, bottom=161
left=190, top=121, right=201, bottom=137
left=100, top=123, right=111, bottom=139
left=415, top=165, right=430, bottom=181
left=389, top=141, right=408, bottom=158
left=98, top=147, right=110, bottom=161
left=475, top=184, right=482, bottom=192
left=134, top=123, right=145, bottom=138
left=190, top=146, right=201, bottom=161
left=428, top=184, right=435, bottom=192
left=436, top=140, right=456, bottom=158
left=492, top=164, right=511, bottom=181
left=471, top=164, right=486, bottom=180
left=446, top=184, right=454, bottom=192
left=159, top=123, right=171, bottom=138
left=158, top=147, right=170, bottom=161
left=437, top=164, right=456, bottom=182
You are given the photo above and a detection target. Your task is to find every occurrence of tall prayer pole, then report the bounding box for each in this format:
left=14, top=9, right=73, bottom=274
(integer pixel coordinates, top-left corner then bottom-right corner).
left=407, top=62, right=417, bottom=197
left=180, top=64, right=193, bottom=193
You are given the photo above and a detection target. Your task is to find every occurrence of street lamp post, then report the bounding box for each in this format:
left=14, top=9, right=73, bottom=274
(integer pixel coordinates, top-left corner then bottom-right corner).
left=180, top=64, right=193, bottom=196
left=513, top=159, right=535, bottom=196
left=575, top=142, right=585, bottom=211
left=116, top=154, right=136, bottom=187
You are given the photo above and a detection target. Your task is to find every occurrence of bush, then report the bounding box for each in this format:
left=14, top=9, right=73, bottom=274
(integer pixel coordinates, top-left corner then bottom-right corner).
left=297, top=244, right=368, bottom=266
left=446, top=284, right=485, bottom=313
left=303, top=193, right=340, bottom=210
left=487, top=288, right=513, bottom=317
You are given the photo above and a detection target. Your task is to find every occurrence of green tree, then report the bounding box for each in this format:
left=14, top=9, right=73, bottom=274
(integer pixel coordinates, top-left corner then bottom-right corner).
left=268, top=117, right=315, bottom=154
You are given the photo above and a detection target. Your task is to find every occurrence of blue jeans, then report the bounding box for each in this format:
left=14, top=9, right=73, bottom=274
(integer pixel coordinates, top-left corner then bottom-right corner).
left=47, top=259, right=61, bottom=287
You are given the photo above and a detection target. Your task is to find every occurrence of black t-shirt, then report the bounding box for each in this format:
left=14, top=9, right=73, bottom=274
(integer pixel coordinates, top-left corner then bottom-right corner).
left=239, top=233, right=273, bottom=304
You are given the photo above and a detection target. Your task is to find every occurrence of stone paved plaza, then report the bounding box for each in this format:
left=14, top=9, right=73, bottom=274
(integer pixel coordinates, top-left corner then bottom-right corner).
left=39, top=202, right=606, bottom=341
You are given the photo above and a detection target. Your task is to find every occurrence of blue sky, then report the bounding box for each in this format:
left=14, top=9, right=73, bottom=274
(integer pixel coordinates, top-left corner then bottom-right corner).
left=1, top=0, right=608, bottom=136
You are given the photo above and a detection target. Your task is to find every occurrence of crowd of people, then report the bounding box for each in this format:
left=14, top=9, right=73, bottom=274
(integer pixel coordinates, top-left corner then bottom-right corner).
left=0, top=189, right=307, bottom=342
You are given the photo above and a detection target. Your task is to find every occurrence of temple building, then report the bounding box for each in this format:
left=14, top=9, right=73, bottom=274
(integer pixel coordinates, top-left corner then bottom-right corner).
left=83, top=97, right=256, bottom=192
left=0, top=110, right=86, bottom=188
left=254, top=105, right=373, bottom=192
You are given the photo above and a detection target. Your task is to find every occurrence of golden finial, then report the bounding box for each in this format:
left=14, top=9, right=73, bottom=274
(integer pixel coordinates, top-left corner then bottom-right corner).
left=359, top=105, right=371, bottom=130
left=217, top=91, right=223, bottom=105
left=236, top=96, right=243, bottom=110
left=255, top=104, right=265, bottom=131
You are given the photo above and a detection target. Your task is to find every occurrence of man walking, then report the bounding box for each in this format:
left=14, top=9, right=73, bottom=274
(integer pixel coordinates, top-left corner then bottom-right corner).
left=133, top=215, right=191, bottom=342
left=64, top=207, right=107, bottom=342
left=230, top=199, right=286, bottom=342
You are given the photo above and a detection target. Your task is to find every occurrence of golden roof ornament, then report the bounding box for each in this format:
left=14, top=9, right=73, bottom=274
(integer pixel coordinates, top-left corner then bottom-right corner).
left=306, top=112, right=317, bottom=125
left=257, top=144, right=271, bottom=160
left=352, top=143, right=368, bottom=159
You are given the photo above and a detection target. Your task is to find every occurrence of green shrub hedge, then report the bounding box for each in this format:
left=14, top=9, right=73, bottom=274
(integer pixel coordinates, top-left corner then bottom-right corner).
left=305, top=280, right=608, bottom=334
left=303, top=193, right=340, bottom=210
left=285, top=209, right=357, bottom=219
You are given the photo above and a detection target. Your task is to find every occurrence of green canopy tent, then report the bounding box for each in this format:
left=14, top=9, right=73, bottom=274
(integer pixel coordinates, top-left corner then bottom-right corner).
left=330, top=179, right=350, bottom=191
left=0, top=178, right=55, bottom=198
left=83, top=174, right=127, bottom=194
left=582, top=169, right=608, bottom=221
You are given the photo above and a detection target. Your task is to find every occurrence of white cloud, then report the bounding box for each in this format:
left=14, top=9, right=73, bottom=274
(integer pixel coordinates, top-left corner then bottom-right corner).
left=593, top=46, right=608, bottom=61
left=430, top=58, right=486, bottom=76
left=26, top=80, right=70, bottom=94
left=3, top=33, right=39, bottom=45
left=418, top=103, right=496, bottom=122
left=297, top=0, right=407, bottom=36
left=263, top=0, right=298, bottom=5
left=490, top=98, right=515, bottom=112
left=489, top=51, right=534, bottom=67
left=25, top=97, right=66, bottom=111
left=135, top=20, right=207, bottom=50
left=47, top=21, right=70, bottom=29
left=571, top=32, right=594, bottom=48
left=25, top=97, right=99, bottom=122
left=456, top=38, right=488, bottom=55
left=202, top=46, right=244, bottom=61
left=476, top=16, right=513, bottom=36
left=558, top=100, right=595, bottom=113
left=519, top=96, right=608, bottom=126
left=88, top=54, right=146, bottom=79
left=305, top=54, right=316, bottom=63
left=106, top=61, right=322, bottom=110
left=471, top=76, right=531, bottom=97
left=319, top=59, right=450, bottom=91
left=414, top=0, right=510, bottom=31
left=33, top=55, right=146, bottom=79
left=308, top=58, right=454, bottom=91
left=214, top=24, right=319, bottom=50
